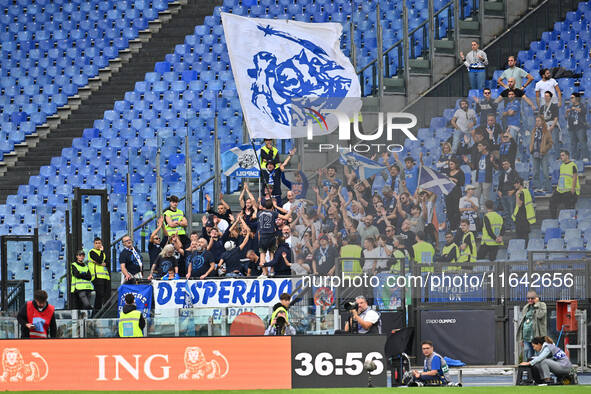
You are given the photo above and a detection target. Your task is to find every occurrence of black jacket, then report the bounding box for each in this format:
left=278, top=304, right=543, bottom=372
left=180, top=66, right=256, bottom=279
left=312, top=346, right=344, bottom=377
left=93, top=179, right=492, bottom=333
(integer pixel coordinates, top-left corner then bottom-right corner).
left=17, top=300, right=57, bottom=338
left=498, top=168, right=520, bottom=195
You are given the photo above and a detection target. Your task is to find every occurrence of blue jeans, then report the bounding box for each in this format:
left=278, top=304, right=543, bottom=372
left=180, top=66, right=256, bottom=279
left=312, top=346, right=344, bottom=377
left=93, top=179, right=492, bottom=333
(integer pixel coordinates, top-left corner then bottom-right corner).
left=469, top=70, right=486, bottom=90
left=532, top=154, right=551, bottom=192
left=570, top=127, right=590, bottom=160
left=499, top=194, right=515, bottom=230
left=523, top=341, right=534, bottom=361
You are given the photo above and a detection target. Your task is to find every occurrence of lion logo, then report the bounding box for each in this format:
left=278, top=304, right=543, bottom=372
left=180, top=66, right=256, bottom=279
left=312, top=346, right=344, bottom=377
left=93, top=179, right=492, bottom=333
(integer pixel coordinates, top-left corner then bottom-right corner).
left=178, top=347, right=229, bottom=380
left=0, top=348, right=48, bottom=383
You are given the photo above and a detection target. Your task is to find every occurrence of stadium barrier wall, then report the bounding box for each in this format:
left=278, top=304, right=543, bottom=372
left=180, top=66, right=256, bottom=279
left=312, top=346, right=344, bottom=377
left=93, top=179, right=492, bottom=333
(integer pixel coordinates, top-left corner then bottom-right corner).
left=0, top=335, right=387, bottom=390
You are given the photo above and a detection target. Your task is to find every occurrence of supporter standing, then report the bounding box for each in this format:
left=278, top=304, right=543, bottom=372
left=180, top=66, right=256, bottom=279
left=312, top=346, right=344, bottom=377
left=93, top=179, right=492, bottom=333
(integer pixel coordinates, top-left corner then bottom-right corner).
left=460, top=40, right=488, bottom=91
left=444, top=158, right=465, bottom=230
left=450, top=99, right=477, bottom=153
left=70, top=249, right=94, bottom=309
left=148, top=216, right=166, bottom=264
left=473, top=88, right=498, bottom=126
left=263, top=236, right=293, bottom=276
left=494, top=77, right=536, bottom=109
left=475, top=113, right=503, bottom=150
left=17, top=290, right=57, bottom=339
left=472, top=141, right=496, bottom=211
left=312, top=235, right=337, bottom=275
left=565, top=92, right=590, bottom=162
left=501, top=90, right=522, bottom=140
left=119, top=235, right=144, bottom=283
left=535, top=68, right=562, bottom=109
left=539, top=91, right=560, bottom=154
left=529, top=116, right=553, bottom=194
left=412, top=231, right=435, bottom=272
left=498, top=131, right=518, bottom=168
left=357, top=214, right=380, bottom=244
left=550, top=150, right=580, bottom=217
left=497, top=55, right=534, bottom=90
left=459, top=185, right=479, bottom=232
left=497, top=159, right=519, bottom=231
left=147, top=244, right=178, bottom=280
left=88, top=237, right=110, bottom=310
left=182, top=238, right=216, bottom=279
left=261, top=148, right=296, bottom=206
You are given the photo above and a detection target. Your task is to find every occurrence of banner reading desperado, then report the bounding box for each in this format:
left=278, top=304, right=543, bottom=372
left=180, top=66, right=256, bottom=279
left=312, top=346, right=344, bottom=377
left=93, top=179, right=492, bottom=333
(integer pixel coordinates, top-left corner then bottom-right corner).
left=0, top=337, right=291, bottom=391
left=153, top=278, right=293, bottom=310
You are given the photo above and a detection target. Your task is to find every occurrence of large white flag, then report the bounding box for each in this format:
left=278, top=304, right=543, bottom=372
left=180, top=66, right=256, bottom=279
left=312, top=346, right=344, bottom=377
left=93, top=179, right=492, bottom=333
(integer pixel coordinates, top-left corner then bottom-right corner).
left=221, top=12, right=361, bottom=140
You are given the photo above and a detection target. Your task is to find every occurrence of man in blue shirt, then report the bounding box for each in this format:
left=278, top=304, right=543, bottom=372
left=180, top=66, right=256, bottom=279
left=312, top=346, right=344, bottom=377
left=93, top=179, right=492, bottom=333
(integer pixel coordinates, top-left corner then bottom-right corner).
left=407, top=340, right=451, bottom=386
left=502, top=90, right=522, bottom=140
left=394, top=153, right=419, bottom=196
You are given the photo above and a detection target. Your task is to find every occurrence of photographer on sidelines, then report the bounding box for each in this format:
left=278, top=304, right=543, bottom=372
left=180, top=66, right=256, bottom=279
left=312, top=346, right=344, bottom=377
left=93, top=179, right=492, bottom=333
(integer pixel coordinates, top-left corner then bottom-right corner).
left=343, top=295, right=381, bottom=334
left=264, top=309, right=296, bottom=336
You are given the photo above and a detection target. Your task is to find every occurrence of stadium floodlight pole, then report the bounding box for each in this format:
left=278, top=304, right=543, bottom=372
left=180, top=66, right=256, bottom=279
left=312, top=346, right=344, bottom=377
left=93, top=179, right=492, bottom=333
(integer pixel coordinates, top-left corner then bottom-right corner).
left=249, top=138, right=268, bottom=200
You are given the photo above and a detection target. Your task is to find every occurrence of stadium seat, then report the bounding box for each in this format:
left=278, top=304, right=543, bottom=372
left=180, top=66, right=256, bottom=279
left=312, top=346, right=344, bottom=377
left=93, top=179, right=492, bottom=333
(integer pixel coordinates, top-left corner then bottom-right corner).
left=544, top=227, right=562, bottom=243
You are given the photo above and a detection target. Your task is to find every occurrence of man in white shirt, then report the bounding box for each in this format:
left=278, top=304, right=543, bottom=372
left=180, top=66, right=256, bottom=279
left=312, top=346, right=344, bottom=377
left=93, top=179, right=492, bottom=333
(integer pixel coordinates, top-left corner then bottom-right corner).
left=535, top=68, right=562, bottom=109
left=344, top=296, right=381, bottom=334
left=459, top=185, right=479, bottom=231
left=450, top=99, right=477, bottom=153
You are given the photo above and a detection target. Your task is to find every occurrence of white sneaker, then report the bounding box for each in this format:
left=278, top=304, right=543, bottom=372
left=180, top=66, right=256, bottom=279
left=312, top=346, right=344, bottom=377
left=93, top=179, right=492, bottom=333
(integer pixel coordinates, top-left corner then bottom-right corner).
left=257, top=274, right=267, bottom=279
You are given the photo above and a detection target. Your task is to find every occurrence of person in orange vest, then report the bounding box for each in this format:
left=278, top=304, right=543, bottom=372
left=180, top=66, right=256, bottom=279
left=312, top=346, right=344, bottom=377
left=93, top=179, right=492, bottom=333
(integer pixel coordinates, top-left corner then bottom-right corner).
left=16, top=290, right=57, bottom=339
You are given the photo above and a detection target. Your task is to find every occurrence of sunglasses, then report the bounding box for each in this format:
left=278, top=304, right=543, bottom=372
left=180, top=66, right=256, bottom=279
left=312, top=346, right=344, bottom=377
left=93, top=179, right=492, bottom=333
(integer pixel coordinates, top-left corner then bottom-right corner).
left=527, top=297, right=536, bottom=300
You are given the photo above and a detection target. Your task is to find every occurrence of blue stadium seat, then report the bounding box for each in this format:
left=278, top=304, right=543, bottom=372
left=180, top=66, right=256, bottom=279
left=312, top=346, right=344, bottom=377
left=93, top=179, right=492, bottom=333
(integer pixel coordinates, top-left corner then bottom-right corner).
left=544, top=227, right=562, bottom=243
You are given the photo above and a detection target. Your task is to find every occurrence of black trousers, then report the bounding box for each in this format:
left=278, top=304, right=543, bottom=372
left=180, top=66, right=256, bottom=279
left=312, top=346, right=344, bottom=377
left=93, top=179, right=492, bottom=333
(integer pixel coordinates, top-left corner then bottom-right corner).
left=477, top=244, right=498, bottom=261
left=72, top=290, right=92, bottom=310
left=550, top=191, right=578, bottom=218
left=93, top=279, right=111, bottom=310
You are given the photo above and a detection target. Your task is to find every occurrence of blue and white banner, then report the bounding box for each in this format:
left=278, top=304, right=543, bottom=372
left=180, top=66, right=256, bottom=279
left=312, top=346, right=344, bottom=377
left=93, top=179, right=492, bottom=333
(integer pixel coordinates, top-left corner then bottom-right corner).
left=339, top=151, right=387, bottom=180
left=152, top=278, right=293, bottom=310
left=221, top=144, right=261, bottom=177
left=117, top=284, right=153, bottom=318
left=418, top=165, right=455, bottom=196
left=222, top=12, right=361, bottom=139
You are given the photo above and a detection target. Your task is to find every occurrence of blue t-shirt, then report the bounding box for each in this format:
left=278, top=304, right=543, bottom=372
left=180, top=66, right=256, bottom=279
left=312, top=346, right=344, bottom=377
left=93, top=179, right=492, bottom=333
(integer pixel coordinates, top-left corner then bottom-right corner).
left=405, top=165, right=419, bottom=195
left=506, top=99, right=521, bottom=127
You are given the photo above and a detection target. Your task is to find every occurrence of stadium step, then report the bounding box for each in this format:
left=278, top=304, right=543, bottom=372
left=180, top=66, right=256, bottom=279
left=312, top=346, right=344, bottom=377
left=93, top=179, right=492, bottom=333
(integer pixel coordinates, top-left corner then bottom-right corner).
left=0, top=0, right=220, bottom=204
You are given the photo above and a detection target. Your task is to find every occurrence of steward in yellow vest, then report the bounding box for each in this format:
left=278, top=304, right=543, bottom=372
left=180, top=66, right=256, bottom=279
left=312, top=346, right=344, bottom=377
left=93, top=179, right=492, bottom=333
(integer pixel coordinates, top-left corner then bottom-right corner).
left=260, top=138, right=279, bottom=168
left=88, top=237, right=111, bottom=310
left=70, top=250, right=94, bottom=310
left=118, top=293, right=145, bottom=337
left=457, top=220, right=477, bottom=263
left=270, top=292, right=291, bottom=324
left=390, top=237, right=409, bottom=273
left=512, top=178, right=536, bottom=240
left=478, top=200, right=504, bottom=261
left=163, top=195, right=187, bottom=236
left=412, top=231, right=436, bottom=273
left=439, top=232, right=460, bottom=270
left=550, top=150, right=580, bottom=218
left=340, top=235, right=363, bottom=277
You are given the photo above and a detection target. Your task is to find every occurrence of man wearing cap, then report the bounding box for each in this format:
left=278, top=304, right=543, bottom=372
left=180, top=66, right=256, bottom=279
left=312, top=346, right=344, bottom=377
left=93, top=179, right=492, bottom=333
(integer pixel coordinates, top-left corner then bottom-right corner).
left=260, top=138, right=279, bottom=168
left=163, top=195, right=188, bottom=247
left=70, top=249, right=94, bottom=309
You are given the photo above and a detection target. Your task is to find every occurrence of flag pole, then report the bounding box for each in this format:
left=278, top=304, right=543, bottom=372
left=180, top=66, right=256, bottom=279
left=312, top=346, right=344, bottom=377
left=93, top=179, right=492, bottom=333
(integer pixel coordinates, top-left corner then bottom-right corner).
left=249, top=139, right=268, bottom=201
